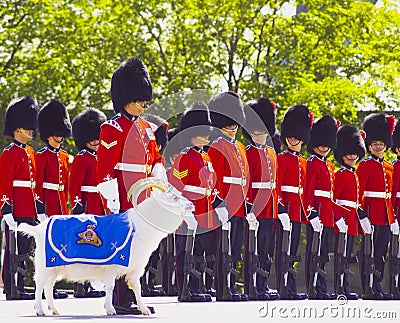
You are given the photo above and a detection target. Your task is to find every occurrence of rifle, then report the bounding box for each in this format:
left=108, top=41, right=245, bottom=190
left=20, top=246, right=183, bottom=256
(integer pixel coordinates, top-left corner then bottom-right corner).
left=195, top=254, right=215, bottom=294
left=180, top=228, right=202, bottom=301
left=9, top=202, right=28, bottom=299
left=362, top=226, right=380, bottom=299
left=221, top=222, right=241, bottom=300
left=389, top=231, right=400, bottom=299
left=335, top=231, right=357, bottom=295
left=141, top=250, right=161, bottom=296
left=247, top=226, right=269, bottom=300
left=307, top=227, right=325, bottom=298
left=165, top=233, right=177, bottom=296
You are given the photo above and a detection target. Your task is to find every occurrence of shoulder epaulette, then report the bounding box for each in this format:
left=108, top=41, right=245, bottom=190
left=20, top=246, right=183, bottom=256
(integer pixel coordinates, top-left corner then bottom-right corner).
left=102, top=119, right=123, bottom=132
left=3, top=143, right=14, bottom=152
left=307, top=155, right=316, bottom=161
left=37, top=147, right=47, bottom=154
left=245, top=145, right=251, bottom=150
left=180, top=147, right=190, bottom=154
left=77, top=149, right=86, bottom=156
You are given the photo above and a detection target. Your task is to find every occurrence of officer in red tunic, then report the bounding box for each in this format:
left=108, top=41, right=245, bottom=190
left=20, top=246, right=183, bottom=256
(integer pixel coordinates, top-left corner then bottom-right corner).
left=333, top=125, right=366, bottom=300
left=275, top=104, right=312, bottom=300
left=36, top=100, right=71, bottom=218
left=96, top=58, right=164, bottom=315
left=168, top=101, right=215, bottom=302
left=0, top=96, right=39, bottom=300
left=242, top=98, right=280, bottom=300
left=357, top=113, right=398, bottom=300
left=304, top=115, right=346, bottom=300
left=70, top=108, right=107, bottom=298
left=207, top=92, right=249, bottom=301
left=36, top=99, right=71, bottom=299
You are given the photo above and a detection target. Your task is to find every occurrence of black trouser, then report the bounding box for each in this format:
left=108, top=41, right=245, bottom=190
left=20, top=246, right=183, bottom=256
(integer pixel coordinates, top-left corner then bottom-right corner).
left=112, top=278, right=136, bottom=308
left=142, top=247, right=160, bottom=289
left=275, top=220, right=301, bottom=294
left=305, top=224, right=333, bottom=294
left=215, top=216, right=246, bottom=297
left=175, top=228, right=217, bottom=296
left=333, top=233, right=355, bottom=293
left=359, top=224, right=390, bottom=294
left=2, top=218, right=35, bottom=297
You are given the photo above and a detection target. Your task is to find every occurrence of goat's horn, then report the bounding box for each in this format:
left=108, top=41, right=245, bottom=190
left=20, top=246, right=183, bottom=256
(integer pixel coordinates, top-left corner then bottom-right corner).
left=127, top=177, right=168, bottom=209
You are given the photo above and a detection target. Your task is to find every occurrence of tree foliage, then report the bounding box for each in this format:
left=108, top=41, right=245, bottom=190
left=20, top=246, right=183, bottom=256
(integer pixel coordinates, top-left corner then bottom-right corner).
left=0, top=0, right=399, bottom=152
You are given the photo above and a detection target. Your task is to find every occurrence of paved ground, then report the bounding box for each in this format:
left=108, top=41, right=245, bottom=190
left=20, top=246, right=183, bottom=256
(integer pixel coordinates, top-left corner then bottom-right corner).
left=0, top=289, right=399, bottom=322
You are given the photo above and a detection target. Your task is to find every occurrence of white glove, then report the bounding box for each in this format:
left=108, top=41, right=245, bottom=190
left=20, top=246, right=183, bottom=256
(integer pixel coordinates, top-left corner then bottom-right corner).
left=246, top=212, right=259, bottom=231
left=97, top=178, right=120, bottom=214
left=278, top=213, right=291, bottom=231
left=37, top=213, right=48, bottom=223
left=390, top=221, right=400, bottom=235
left=309, top=216, right=322, bottom=232
left=183, top=213, right=198, bottom=231
left=3, top=213, right=17, bottom=230
left=151, top=163, right=168, bottom=183
left=215, top=207, right=229, bottom=224
left=335, top=217, right=347, bottom=233
left=359, top=217, right=372, bottom=234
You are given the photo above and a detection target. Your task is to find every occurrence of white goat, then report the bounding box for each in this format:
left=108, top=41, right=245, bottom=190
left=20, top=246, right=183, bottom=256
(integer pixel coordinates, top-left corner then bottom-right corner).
left=19, top=177, right=195, bottom=316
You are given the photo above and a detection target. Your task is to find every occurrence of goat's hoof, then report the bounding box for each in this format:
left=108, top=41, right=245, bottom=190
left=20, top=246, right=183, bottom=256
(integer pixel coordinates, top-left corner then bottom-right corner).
left=140, top=307, right=152, bottom=316
left=36, top=312, right=45, bottom=316
left=52, top=311, right=59, bottom=315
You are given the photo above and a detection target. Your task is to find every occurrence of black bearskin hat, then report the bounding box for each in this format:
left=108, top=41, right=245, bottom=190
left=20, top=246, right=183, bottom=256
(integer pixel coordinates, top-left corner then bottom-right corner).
left=143, top=114, right=168, bottom=153
left=178, top=101, right=212, bottom=148
left=72, top=108, right=107, bottom=151
left=110, top=58, right=152, bottom=113
left=242, top=98, right=276, bottom=142
left=363, top=113, right=394, bottom=149
left=208, top=91, right=245, bottom=129
left=307, top=115, right=338, bottom=154
left=3, top=96, right=39, bottom=137
left=392, top=118, right=400, bottom=153
left=38, top=99, right=72, bottom=143
left=334, top=125, right=366, bottom=166
left=280, top=104, right=312, bottom=146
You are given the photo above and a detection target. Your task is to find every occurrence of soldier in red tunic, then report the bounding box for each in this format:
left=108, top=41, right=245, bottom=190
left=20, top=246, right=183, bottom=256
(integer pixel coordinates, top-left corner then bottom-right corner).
left=333, top=125, right=366, bottom=300
left=168, top=101, right=215, bottom=302
left=96, top=58, right=164, bottom=315
left=0, top=96, right=39, bottom=300
left=275, top=104, right=312, bottom=300
left=357, top=113, right=398, bottom=300
left=207, top=92, right=249, bottom=301
left=304, top=115, right=346, bottom=300
left=242, top=98, right=280, bottom=300
left=70, top=108, right=107, bottom=298
left=36, top=99, right=71, bottom=299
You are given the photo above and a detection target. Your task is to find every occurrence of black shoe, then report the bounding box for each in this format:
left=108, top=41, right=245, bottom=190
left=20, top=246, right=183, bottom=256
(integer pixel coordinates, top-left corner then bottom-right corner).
left=84, top=290, right=105, bottom=298
left=53, top=289, right=68, bottom=299
left=7, top=291, right=35, bottom=300
left=382, top=292, right=393, bottom=300
left=115, top=305, right=155, bottom=315
left=344, top=292, right=359, bottom=300
left=216, top=291, right=244, bottom=301
left=206, top=288, right=216, bottom=297
left=288, top=292, right=308, bottom=300
left=178, top=293, right=208, bottom=302
left=312, top=292, right=336, bottom=300
left=266, top=290, right=280, bottom=300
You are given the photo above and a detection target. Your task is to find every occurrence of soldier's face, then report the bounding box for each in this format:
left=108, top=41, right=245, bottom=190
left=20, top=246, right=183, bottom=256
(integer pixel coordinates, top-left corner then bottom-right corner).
left=48, top=136, right=64, bottom=148
left=15, top=128, right=33, bottom=143
left=129, top=101, right=147, bottom=116
left=343, top=154, right=358, bottom=167
left=314, top=146, right=330, bottom=157
left=191, top=136, right=210, bottom=148
left=251, top=130, right=268, bottom=145
left=221, top=125, right=238, bottom=139
left=87, top=139, right=100, bottom=151
left=286, top=137, right=302, bottom=152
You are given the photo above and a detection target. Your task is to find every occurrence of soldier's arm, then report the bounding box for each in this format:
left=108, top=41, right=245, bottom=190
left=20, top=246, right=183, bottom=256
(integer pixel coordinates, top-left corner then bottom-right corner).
left=207, top=144, right=226, bottom=209
left=0, top=149, right=15, bottom=215
left=69, top=154, right=87, bottom=214
left=303, top=159, right=319, bottom=219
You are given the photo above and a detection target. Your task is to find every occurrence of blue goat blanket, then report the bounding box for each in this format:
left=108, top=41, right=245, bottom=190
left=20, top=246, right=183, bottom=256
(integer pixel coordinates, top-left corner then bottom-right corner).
left=45, top=212, right=135, bottom=267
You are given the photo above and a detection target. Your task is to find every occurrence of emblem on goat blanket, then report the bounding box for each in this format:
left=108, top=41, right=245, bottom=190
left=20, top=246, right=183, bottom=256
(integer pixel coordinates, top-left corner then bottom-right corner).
left=45, top=212, right=135, bottom=267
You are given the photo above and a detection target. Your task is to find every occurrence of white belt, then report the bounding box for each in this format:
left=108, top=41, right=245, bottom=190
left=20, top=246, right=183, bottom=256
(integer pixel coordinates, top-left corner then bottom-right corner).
left=364, top=191, right=391, bottom=199
left=252, top=181, right=276, bottom=189
left=81, top=185, right=98, bottom=193
left=223, top=176, right=247, bottom=186
left=183, top=185, right=212, bottom=196
left=314, top=190, right=333, bottom=199
left=281, top=185, right=303, bottom=194
left=13, top=180, right=36, bottom=188
left=336, top=199, right=358, bottom=209
left=43, top=182, right=64, bottom=191
left=114, top=162, right=151, bottom=173
left=397, top=192, right=400, bottom=198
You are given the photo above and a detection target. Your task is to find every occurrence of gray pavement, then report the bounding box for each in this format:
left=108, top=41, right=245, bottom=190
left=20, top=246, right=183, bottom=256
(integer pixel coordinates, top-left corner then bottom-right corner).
left=1, top=290, right=399, bottom=322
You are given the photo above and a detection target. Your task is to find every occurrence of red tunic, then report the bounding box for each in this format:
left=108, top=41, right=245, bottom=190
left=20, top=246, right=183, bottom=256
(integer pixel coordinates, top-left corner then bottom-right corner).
left=246, top=144, right=277, bottom=219
left=69, top=149, right=104, bottom=215
left=168, top=147, right=216, bottom=229
left=207, top=136, right=249, bottom=217
left=97, top=112, right=163, bottom=211
left=334, top=166, right=361, bottom=236
left=35, top=146, right=69, bottom=216
left=0, top=142, right=37, bottom=219
left=392, top=158, right=400, bottom=217
left=356, top=156, right=395, bottom=225
left=276, top=150, right=307, bottom=223
left=304, top=155, right=347, bottom=227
